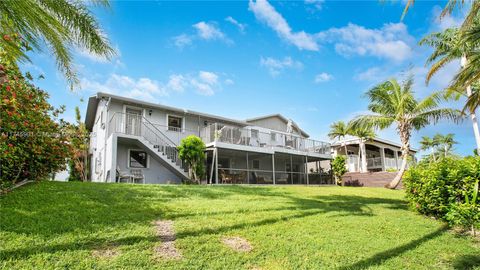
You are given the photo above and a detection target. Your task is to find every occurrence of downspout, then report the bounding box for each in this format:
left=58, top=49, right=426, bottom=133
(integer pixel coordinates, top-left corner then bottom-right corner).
left=103, top=97, right=111, bottom=182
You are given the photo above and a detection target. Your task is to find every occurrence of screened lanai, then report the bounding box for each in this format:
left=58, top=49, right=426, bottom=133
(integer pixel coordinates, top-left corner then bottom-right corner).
left=206, top=148, right=333, bottom=185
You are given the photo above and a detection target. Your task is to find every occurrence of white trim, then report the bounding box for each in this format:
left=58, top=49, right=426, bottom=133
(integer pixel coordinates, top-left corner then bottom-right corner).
left=127, top=148, right=150, bottom=169
left=166, top=113, right=185, bottom=133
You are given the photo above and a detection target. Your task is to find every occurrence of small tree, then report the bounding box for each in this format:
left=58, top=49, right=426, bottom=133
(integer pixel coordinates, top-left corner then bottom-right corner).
left=331, top=156, right=347, bottom=186
left=67, top=106, right=89, bottom=181
left=0, top=59, right=71, bottom=191
left=177, top=135, right=206, bottom=183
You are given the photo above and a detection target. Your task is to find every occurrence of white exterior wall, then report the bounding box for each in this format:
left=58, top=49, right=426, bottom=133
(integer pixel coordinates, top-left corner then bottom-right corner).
left=116, top=141, right=181, bottom=184
left=247, top=117, right=302, bottom=136
left=90, top=98, right=109, bottom=182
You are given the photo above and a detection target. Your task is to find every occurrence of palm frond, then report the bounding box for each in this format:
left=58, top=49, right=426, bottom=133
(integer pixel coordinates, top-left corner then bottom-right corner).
left=350, top=114, right=395, bottom=131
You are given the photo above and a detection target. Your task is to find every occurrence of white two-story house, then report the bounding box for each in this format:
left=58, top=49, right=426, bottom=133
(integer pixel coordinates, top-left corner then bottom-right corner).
left=85, top=92, right=333, bottom=185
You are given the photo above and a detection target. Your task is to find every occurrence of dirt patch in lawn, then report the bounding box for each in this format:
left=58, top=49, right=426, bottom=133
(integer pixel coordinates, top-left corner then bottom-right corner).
left=153, top=220, right=182, bottom=260
left=92, top=245, right=120, bottom=259
left=222, top=236, right=253, bottom=252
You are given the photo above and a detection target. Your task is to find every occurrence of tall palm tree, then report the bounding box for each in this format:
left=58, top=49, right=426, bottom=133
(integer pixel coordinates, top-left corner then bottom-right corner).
left=419, top=135, right=437, bottom=162
left=349, top=125, right=375, bottom=173
left=328, top=121, right=351, bottom=157
left=420, top=27, right=480, bottom=154
left=0, top=0, right=115, bottom=88
left=351, top=77, right=461, bottom=189
left=434, top=133, right=458, bottom=157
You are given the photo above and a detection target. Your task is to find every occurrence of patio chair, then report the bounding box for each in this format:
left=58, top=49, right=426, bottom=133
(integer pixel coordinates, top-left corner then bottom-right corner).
left=130, top=169, right=145, bottom=184
left=220, top=169, right=232, bottom=184
left=116, top=166, right=133, bottom=183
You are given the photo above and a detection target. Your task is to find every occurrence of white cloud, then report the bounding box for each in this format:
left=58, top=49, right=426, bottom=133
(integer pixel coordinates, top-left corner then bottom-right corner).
left=431, top=5, right=464, bottom=31
left=225, top=16, right=246, bottom=33
left=193, top=21, right=230, bottom=42
left=305, top=0, right=324, bottom=11
left=314, top=72, right=333, bottom=83
left=81, top=74, right=165, bottom=102
left=173, top=21, right=232, bottom=48
left=260, top=56, right=303, bottom=76
left=165, top=74, right=188, bottom=92
left=249, top=0, right=319, bottom=51
left=354, top=67, right=386, bottom=82
left=80, top=70, right=232, bottom=100
left=318, top=23, right=414, bottom=62
left=172, top=34, right=193, bottom=49
left=198, top=71, right=219, bottom=85
left=224, top=78, right=235, bottom=85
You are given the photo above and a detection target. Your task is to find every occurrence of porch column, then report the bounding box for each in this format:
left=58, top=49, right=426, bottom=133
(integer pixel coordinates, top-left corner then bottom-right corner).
left=380, top=147, right=386, bottom=171
left=394, top=150, right=399, bottom=169
left=305, top=155, right=309, bottom=185
left=272, top=154, right=276, bottom=185
left=215, top=148, right=219, bottom=184
left=360, top=142, right=367, bottom=173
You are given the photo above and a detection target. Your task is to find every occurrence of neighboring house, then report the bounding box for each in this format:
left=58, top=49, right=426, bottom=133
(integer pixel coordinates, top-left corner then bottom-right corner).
left=331, top=137, right=417, bottom=173
left=85, top=92, right=333, bottom=185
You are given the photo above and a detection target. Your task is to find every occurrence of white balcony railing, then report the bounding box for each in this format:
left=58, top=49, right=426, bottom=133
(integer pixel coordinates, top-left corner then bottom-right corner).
left=201, top=123, right=331, bottom=155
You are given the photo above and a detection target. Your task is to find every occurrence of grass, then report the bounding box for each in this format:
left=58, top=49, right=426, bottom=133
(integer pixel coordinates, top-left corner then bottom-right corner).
left=1, top=182, right=479, bottom=270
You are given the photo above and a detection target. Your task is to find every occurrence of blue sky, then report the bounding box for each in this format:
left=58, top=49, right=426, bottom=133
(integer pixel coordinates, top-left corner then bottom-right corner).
left=21, top=0, right=476, bottom=156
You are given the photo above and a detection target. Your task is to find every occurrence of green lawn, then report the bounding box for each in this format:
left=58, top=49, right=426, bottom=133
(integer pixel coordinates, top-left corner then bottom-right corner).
left=1, top=182, right=479, bottom=270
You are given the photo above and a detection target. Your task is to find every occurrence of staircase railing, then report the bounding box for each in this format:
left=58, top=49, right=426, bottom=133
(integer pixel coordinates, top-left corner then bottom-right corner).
left=108, top=112, right=187, bottom=172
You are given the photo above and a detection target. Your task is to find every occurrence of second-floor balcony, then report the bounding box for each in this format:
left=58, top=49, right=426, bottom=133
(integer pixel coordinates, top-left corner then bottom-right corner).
left=201, top=123, right=331, bottom=155
left=107, top=113, right=331, bottom=156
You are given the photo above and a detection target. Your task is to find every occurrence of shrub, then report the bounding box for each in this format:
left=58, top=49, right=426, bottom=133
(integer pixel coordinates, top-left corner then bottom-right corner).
left=403, top=157, right=480, bottom=233
left=177, top=135, right=206, bottom=183
left=0, top=62, right=71, bottom=191
left=332, top=156, right=347, bottom=185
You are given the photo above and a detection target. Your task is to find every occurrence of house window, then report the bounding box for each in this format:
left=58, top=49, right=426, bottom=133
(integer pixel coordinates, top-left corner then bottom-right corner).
left=168, top=115, right=183, bottom=132
left=129, top=150, right=148, bottom=168
left=270, top=132, right=277, bottom=142
left=252, top=159, right=260, bottom=170
left=251, top=129, right=259, bottom=139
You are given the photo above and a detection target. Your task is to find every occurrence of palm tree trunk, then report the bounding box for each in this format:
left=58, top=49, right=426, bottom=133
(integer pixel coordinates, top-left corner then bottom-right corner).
left=386, top=148, right=408, bottom=189
left=466, top=85, right=480, bottom=154
left=461, top=55, right=480, bottom=153
left=431, top=148, right=436, bottom=162
left=386, top=126, right=410, bottom=189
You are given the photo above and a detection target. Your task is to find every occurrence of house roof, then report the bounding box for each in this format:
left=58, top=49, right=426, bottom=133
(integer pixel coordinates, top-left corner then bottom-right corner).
left=85, top=93, right=312, bottom=136
left=245, top=114, right=309, bottom=138
left=331, top=136, right=418, bottom=152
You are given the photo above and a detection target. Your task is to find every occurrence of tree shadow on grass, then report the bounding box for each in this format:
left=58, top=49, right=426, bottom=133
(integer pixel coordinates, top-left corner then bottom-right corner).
left=0, top=182, right=168, bottom=237
left=0, top=235, right=159, bottom=260
left=337, top=226, right=448, bottom=270
left=452, top=254, right=480, bottom=270
left=1, top=182, right=411, bottom=263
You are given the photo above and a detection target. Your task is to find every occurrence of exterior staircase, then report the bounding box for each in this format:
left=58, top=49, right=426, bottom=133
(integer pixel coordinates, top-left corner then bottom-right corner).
left=342, top=172, right=401, bottom=188
left=113, top=112, right=190, bottom=180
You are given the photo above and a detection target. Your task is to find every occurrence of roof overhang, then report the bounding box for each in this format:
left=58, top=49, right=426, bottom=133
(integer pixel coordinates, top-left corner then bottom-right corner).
left=84, top=92, right=251, bottom=131
left=331, top=136, right=418, bottom=152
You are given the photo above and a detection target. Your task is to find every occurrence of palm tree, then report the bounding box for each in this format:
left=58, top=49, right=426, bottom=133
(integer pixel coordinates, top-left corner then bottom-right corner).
left=349, top=125, right=375, bottom=173
left=351, top=77, right=461, bottom=189
left=420, top=27, right=480, bottom=154
left=328, top=121, right=351, bottom=157
left=419, top=136, right=437, bottom=162
left=0, top=0, right=115, bottom=88
left=434, top=133, right=458, bottom=157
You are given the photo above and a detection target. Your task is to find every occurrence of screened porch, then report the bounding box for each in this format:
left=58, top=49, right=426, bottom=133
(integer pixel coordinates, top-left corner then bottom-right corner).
left=206, top=148, right=333, bottom=185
